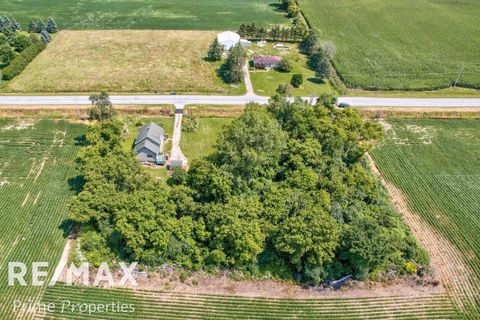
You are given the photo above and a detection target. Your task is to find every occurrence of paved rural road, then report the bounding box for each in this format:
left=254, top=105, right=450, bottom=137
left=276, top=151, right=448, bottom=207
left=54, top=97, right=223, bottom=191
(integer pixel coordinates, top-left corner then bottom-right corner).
left=1, top=95, right=480, bottom=107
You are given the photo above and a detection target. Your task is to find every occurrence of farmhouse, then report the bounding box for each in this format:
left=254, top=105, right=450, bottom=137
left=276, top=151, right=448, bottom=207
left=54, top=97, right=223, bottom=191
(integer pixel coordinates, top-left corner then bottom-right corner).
left=217, top=31, right=240, bottom=50
left=134, top=122, right=166, bottom=165
left=253, top=56, right=282, bottom=69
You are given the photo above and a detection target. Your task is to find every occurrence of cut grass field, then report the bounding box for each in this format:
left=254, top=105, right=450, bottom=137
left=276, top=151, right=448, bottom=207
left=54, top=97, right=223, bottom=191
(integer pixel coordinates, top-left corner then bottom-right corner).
left=371, top=119, right=480, bottom=318
left=249, top=43, right=334, bottom=97
left=2, top=0, right=287, bottom=30
left=0, top=119, right=85, bottom=319
left=6, top=30, right=245, bottom=95
left=299, top=0, right=480, bottom=91
left=181, top=117, right=233, bottom=162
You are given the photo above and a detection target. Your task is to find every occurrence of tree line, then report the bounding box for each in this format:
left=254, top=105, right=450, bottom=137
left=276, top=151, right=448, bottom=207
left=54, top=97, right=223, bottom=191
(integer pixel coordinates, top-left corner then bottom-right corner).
left=68, top=93, right=429, bottom=285
left=0, top=16, right=58, bottom=80
left=237, top=22, right=307, bottom=42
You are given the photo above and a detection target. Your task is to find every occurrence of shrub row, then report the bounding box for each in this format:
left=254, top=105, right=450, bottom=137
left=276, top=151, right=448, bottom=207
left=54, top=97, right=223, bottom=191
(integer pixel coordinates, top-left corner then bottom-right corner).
left=2, top=42, right=45, bottom=80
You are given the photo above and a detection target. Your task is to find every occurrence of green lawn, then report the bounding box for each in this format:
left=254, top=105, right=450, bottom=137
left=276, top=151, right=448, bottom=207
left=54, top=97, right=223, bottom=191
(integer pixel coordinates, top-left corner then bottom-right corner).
left=2, top=0, right=287, bottom=30
left=249, top=43, right=334, bottom=97
left=0, top=119, right=85, bottom=319
left=371, top=119, right=480, bottom=317
left=299, top=0, right=480, bottom=91
left=181, top=117, right=233, bottom=162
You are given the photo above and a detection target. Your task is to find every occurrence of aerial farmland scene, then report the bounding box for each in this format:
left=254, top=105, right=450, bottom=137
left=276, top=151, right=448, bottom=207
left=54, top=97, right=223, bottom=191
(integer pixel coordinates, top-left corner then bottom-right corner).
left=0, top=0, right=479, bottom=319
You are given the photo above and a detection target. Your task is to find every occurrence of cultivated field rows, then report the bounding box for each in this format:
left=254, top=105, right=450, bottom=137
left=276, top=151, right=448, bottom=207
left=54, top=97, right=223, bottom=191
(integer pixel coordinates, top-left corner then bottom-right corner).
left=0, top=119, right=85, bottom=320
left=371, top=119, right=480, bottom=318
left=38, top=286, right=459, bottom=319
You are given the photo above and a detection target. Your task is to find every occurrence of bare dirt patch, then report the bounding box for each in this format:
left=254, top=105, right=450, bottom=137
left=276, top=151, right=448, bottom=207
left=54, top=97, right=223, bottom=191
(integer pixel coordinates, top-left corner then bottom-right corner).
left=1, top=119, right=35, bottom=131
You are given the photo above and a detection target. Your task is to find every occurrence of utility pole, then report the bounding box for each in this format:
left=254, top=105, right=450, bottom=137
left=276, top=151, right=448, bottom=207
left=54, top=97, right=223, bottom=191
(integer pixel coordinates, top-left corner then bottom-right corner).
left=453, top=64, right=464, bottom=87
left=75, top=95, right=80, bottom=118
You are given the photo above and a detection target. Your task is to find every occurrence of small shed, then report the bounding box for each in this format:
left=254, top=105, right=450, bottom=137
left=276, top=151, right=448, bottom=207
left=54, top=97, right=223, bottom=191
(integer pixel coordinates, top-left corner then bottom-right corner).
left=240, top=39, right=252, bottom=47
left=217, top=31, right=240, bottom=50
left=134, top=122, right=165, bottom=164
left=253, top=56, right=282, bottom=69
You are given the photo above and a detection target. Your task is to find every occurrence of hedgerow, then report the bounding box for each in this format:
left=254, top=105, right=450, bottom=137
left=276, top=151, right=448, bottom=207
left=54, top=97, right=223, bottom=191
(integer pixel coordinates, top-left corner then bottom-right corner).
left=2, top=43, right=45, bottom=80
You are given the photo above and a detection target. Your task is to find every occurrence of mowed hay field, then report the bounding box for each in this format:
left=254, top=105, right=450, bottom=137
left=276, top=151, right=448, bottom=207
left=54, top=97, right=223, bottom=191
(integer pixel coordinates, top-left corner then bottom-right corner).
left=371, top=119, right=480, bottom=318
left=299, top=0, right=480, bottom=91
left=1, top=0, right=286, bottom=30
left=0, top=119, right=85, bottom=319
left=7, top=30, right=243, bottom=94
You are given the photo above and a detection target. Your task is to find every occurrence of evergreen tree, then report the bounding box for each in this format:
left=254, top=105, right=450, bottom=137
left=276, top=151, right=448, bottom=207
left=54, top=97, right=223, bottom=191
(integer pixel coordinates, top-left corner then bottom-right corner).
left=207, top=38, right=223, bottom=61
left=291, top=73, right=303, bottom=88
left=40, top=29, right=51, bottom=44
left=237, top=23, right=247, bottom=37
left=46, top=17, right=59, bottom=33
left=11, top=19, right=21, bottom=32
left=311, top=50, right=330, bottom=81
left=222, top=43, right=244, bottom=84
left=300, top=30, right=319, bottom=55
left=36, top=19, right=46, bottom=33
left=28, top=19, right=36, bottom=33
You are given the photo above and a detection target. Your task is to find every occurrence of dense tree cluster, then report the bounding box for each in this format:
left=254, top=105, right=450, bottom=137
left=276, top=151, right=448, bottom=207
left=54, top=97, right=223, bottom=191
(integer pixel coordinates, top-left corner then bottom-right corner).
left=0, top=16, right=57, bottom=80
left=69, top=95, right=429, bottom=284
left=300, top=30, right=336, bottom=82
left=279, top=0, right=300, bottom=18
left=88, top=92, right=116, bottom=121
left=277, top=58, right=293, bottom=72
left=237, top=22, right=307, bottom=42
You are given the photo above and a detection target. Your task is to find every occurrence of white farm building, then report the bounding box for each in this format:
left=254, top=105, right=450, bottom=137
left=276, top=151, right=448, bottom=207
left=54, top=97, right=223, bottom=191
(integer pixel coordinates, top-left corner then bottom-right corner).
left=217, top=31, right=240, bottom=50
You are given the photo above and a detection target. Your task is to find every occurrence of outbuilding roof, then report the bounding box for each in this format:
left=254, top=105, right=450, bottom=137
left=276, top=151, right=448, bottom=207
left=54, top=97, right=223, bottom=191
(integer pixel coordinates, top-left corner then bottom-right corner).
left=253, top=56, right=282, bottom=64
left=217, top=31, right=240, bottom=43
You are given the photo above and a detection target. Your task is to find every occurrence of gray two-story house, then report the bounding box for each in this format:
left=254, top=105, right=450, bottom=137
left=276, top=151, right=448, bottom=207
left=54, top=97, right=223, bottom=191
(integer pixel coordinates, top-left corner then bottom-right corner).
left=134, top=122, right=166, bottom=165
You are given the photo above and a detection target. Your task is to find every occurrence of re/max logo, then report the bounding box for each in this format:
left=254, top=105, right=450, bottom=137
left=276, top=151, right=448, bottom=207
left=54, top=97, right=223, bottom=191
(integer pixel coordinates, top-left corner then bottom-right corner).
left=8, top=262, right=138, bottom=287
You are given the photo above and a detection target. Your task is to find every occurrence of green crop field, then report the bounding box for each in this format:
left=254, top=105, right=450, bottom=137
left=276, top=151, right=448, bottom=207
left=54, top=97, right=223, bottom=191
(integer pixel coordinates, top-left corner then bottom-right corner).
left=371, top=119, right=480, bottom=318
left=299, top=0, right=480, bottom=91
left=1, top=0, right=286, bottom=30
left=0, top=119, right=85, bottom=319
left=39, top=286, right=459, bottom=319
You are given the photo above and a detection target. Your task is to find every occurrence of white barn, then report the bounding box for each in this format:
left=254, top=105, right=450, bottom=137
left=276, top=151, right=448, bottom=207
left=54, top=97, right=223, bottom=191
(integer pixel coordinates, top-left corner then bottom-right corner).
left=217, top=31, right=240, bottom=50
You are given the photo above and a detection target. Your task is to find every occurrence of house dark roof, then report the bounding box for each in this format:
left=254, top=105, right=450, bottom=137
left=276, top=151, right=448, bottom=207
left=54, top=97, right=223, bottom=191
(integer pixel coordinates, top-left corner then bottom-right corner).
left=134, top=122, right=164, bottom=155
left=253, top=56, right=282, bottom=64
left=134, top=139, right=161, bottom=155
